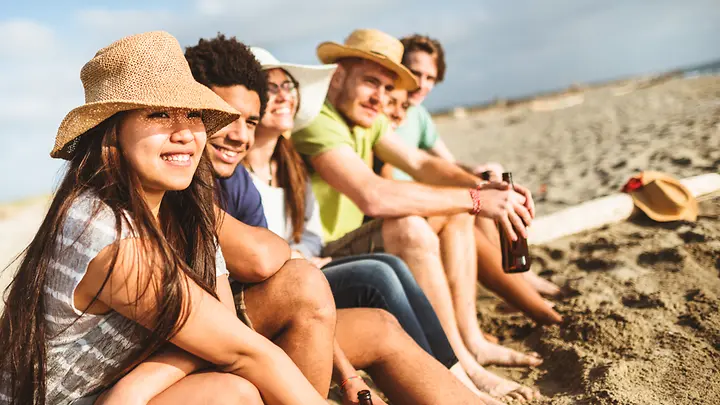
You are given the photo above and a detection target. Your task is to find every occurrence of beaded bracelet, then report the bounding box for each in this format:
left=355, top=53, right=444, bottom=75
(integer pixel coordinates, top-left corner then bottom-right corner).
left=469, top=188, right=483, bottom=215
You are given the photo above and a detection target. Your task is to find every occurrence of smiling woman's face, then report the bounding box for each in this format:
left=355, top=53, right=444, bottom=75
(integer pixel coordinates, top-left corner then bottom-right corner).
left=118, top=108, right=207, bottom=194
left=260, top=68, right=298, bottom=133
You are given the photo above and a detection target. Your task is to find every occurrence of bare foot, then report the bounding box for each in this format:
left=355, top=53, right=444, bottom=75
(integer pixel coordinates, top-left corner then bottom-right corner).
left=496, top=299, right=555, bottom=314
left=523, top=271, right=562, bottom=298
left=471, top=340, right=543, bottom=368
left=450, top=364, right=505, bottom=405
left=464, top=363, right=541, bottom=402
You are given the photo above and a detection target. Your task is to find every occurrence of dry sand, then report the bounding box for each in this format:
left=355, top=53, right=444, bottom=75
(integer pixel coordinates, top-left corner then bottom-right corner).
left=0, top=76, right=718, bottom=404
left=436, top=75, right=719, bottom=404
left=438, top=75, right=720, bottom=216
left=0, top=196, right=50, bottom=310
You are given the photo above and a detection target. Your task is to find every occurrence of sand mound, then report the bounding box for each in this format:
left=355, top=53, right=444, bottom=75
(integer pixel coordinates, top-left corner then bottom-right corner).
left=478, top=198, right=719, bottom=404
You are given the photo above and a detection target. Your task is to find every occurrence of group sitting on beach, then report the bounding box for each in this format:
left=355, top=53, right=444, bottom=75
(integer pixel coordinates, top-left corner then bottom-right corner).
left=0, top=28, right=569, bottom=405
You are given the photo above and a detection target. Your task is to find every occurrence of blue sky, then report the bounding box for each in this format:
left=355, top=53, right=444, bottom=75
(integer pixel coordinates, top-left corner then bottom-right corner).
left=1, top=0, right=719, bottom=202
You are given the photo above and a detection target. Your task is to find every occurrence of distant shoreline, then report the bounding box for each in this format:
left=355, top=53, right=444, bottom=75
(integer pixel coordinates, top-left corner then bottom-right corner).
left=430, top=57, right=720, bottom=117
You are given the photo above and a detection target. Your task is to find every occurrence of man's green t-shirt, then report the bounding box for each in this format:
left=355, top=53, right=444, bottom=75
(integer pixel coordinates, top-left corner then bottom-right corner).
left=392, top=105, right=439, bottom=181
left=292, top=100, right=389, bottom=242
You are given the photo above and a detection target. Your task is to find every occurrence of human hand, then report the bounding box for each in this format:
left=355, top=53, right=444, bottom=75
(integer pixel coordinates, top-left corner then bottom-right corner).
left=342, top=377, right=388, bottom=405
left=511, top=182, right=536, bottom=219
left=472, top=162, right=504, bottom=181
left=474, top=182, right=532, bottom=241
left=308, top=256, right=332, bottom=269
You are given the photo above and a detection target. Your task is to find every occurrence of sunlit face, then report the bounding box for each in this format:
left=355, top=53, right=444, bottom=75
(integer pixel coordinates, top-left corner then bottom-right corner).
left=404, top=51, right=438, bottom=105
left=332, top=60, right=396, bottom=128
left=383, top=88, right=411, bottom=129
left=118, top=108, right=206, bottom=193
left=260, top=69, right=298, bottom=133
left=206, top=85, right=261, bottom=178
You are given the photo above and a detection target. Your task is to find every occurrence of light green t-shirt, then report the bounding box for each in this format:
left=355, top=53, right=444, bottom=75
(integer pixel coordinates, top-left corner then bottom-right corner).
left=292, top=100, right=389, bottom=242
left=392, top=105, right=440, bottom=181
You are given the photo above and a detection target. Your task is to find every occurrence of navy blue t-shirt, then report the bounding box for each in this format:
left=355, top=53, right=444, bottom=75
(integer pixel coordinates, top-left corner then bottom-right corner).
left=217, top=165, right=268, bottom=228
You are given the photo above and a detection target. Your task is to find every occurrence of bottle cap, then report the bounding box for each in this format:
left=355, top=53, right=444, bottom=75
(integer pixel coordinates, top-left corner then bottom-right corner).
left=357, top=390, right=372, bottom=400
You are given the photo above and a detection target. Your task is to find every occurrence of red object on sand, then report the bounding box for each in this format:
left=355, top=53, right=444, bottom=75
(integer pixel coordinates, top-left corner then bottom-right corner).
left=622, top=176, right=644, bottom=194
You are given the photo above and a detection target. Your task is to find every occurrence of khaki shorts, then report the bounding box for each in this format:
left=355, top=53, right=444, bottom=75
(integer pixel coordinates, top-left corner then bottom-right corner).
left=230, top=281, right=255, bottom=330
left=322, top=219, right=385, bottom=258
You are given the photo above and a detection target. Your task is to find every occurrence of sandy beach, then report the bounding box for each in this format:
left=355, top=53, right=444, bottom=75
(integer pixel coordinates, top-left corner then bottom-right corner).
left=0, top=75, right=718, bottom=403
left=437, top=75, right=720, bottom=404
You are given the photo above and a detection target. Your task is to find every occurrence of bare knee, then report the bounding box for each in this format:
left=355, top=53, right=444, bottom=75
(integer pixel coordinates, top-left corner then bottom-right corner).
left=382, top=216, right=440, bottom=254
left=205, top=373, right=262, bottom=405
left=365, top=309, right=408, bottom=358
left=279, top=259, right=337, bottom=325
left=447, top=212, right=474, bottom=227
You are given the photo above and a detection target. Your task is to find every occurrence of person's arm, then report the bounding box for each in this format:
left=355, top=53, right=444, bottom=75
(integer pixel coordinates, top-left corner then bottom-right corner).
left=374, top=129, right=480, bottom=188
left=215, top=207, right=291, bottom=282
left=331, top=340, right=388, bottom=405
left=428, top=138, right=505, bottom=180
left=80, top=239, right=326, bottom=405
left=427, top=138, right=457, bottom=163
left=94, top=275, right=245, bottom=405
left=311, top=147, right=532, bottom=240
left=311, top=145, right=473, bottom=218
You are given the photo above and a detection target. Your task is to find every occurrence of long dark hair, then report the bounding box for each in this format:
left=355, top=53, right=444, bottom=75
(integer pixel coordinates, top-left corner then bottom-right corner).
left=273, top=135, right=307, bottom=243
left=0, top=112, right=219, bottom=404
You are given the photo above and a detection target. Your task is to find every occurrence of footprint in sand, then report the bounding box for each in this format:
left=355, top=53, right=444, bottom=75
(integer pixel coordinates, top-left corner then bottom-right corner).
left=572, top=257, right=619, bottom=271
left=622, top=292, right=665, bottom=309
left=611, top=160, right=627, bottom=169
left=577, top=237, right=619, bottom=254
left=545, top=248, right=565, bottom=260
left=671, top=156, right=693, bottom=167
left=636, top=247, right=685, bottom=272
left=679, top=230, right=707, bottom=243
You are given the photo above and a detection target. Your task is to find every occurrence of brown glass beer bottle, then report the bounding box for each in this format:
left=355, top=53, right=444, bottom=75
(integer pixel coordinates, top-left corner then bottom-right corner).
left=499, top=172, right=532, bottom=273
left=357, top=390, right=374, bottom=405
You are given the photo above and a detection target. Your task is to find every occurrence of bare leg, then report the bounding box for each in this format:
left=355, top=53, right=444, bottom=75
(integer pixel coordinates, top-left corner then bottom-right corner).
left=336, top=308, right=501, bottom=405
left=474, top=220, right=562, bottom=326
left=440, top=215, right=544, bottom=367
left=476, top=217, right=563, bottom=298
left=436, top=214, right=491, bottom=361
left=244, top=259, right=336, bottom=396
left=148, top=371, right=262, bottom=404
left=382, top=217, right=538, bottom=401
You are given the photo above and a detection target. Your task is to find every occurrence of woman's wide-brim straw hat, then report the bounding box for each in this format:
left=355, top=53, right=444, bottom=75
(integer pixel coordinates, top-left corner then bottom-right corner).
left=250, top=47, right=337, bottom=132
left=51, top=31, right=241, bottom=160
left=316, top=29, right=419, bottom=91
left=621, top=171, right=698, bottom=222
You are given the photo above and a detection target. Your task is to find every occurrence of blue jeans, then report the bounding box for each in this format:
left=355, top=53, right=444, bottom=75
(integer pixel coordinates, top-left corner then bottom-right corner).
left=322, top=253, right=458, bottom=369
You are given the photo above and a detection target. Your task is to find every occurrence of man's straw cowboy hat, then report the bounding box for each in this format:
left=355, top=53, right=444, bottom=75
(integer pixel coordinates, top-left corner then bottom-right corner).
left=316, top=29, right=419, bottom=91
left=622, top=171, right=698, bottom=222
left=51, top=31, right=240, bottom=160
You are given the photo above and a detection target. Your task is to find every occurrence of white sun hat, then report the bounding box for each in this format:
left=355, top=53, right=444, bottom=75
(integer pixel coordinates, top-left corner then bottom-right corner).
left=250, top=47, right=337, bottom=132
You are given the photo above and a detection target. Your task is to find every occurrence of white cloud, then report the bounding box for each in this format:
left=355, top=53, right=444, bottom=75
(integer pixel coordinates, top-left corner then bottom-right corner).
left=0, top=19, right=55, bottom=59
left=1, top=0, right=719, bottom=202
left=75, top=9, right=177, bottom=44
left=195, top=0, right=224, bottom=16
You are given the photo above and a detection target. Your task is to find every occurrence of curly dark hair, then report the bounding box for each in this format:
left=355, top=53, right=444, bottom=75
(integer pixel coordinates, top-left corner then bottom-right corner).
left=185, top=33, right=268, bottom=118
left=400, top=34, right=446, bottom=83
